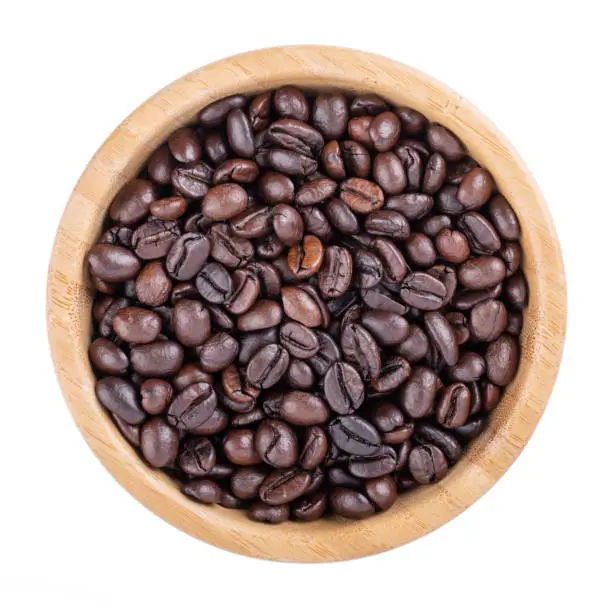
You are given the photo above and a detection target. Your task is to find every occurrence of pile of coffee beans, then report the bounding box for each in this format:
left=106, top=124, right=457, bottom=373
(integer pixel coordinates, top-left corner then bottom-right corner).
left=87, top=87, right=528, bottom=523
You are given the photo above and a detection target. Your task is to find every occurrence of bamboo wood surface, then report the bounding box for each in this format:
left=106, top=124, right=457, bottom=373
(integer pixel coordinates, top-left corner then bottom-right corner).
left=47, top=46, right=566, bottom=562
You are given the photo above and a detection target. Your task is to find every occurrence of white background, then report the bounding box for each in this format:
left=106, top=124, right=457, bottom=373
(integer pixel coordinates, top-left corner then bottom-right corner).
left=1, top=1, right=610, bottom=610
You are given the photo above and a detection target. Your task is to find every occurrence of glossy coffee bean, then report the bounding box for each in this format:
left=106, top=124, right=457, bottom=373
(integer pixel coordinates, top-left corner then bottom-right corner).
left=274, top=87, right=310, bottom=121
left=405, top=233, right=437, bottom=267
left=409, top=443, right=448, bottom=484
left=198, top=332, right=239, bottom=372
left=224, top=268, right=260, bottom=315
left=401, top=272, right=446, bottom=310
left=372, top=152, right=407, bottom=195
left=423, top=152, right=447, bottom=194
left=167, top=382, right=217, bottom=431
left=299, top=426, right=328, bottom=470
left=398, top=366, right=440, bottom=418
left=423, top=311, right=459, bottom=366
left=248, top=501, right=290, bottom=523
left=140, top=418, right=179, bottom=468
left=486, top=334, right=519, bottom=385
left=486, top=194, right=521, bottom=240
left=426, top=124, right=466, bottom=161
left=140, top=379, right=173, bottom=415
left=199, top=95, right=247, bottom=126
left=132, top=220, right=180, bottom=260
left=95, top=377, right=146, bottom=424
left=340, top=323, right=381, bottom=380
left=172, top=162, right=213, bottom=199
left=109, top=179, right=157, bottom=226
left=330, top=488, right=375, bottom=519
left=229, top=206, right=270, bottom=238
left=246, top=344, right=290, bottom=389
left=361, top=309, right=410, bottom=346
left=89, top=338, right=129, bottom=375
left=323, top=362, right=365, bottom=415
left=172, top=363, right=213, bottom=392
left=259, top=467, right=312, bottom=505
left=414, top=423, right=462, bottom=464
left=370, top=112, right=401, bottom=151
left=328, top=415, right=381, bottom=456
left=148, top=146, right=175, bottom=185
left=168, top=127, right=201, bottom=163
left=457, top=212, right=501, bottom=254
left=131, top=341, right=184, bottom=377
left=271, top=203, right=303, bottom=246
left=348, top=445, right=396, bottom=478
left=201, top=184, right=248, bottom=221
left=150, top=196, right=187, bottom=221
left=341, top=140, right=371, bottom=177
left=178, top=437, right=216, bottom=476
left=226, top=108, right=255, bottom=158
left=255, top=419, right=298, bottom=468
left=279, top=321, right=320, bottom=359
left=371, top=356, right=412, bottom=394
left=230, top=467, right=268, bottom=500
left=339, top=178, right=384, bottom=214
left=223, top=429, right=261, bottom=466
left=469, top=299, right=508, bottom=342
left=436, top=229, right=470, bottom=263
left=505, top=272, right=529, bottom=310
left=448, top=352, right=486, bottom=383
left=318, top=246, right=352, bottom=298
left=113, top=306, right=161, bottom=344
left=287, top=235, right=324, bottom=279
left=365, top=475, right=398, bottom=510
left=281, top=286, right=323, bottom=328
left=457, top=168, right=494, bottom=210
left=172, top=299, right=211, bottom=347
left=196, top=262, right=233, bottom=304
left=292, top=491, right=327, bottom=521
left=436, top=383, right=470, bottom=428
left=88, top=244, right=141, bottom=282
left=280, top=391, right=330, bottom=425
left=365, top=210, right=410, bottom=239
left=458, top=256, right=506, bottom=290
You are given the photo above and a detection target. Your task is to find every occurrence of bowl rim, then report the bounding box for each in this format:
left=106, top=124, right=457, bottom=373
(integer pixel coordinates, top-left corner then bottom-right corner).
left=47, top=45, right=566, bottom=563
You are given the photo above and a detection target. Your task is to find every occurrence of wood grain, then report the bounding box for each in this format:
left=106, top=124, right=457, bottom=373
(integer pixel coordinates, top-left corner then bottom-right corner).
left=47, top=46, right=566, bottom=562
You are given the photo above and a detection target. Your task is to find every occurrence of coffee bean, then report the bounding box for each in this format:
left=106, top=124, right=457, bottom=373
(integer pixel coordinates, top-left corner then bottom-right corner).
left=214, top=159, right=260, bottom=186
left=341, top=140, right=371, bottom=177
left=456, top=168, right=494, bottom=210
left=426, top=124, right=466, bottom=161
left=168, top=127, right=201, bottom=163
left=223, top=429, right=260, bottom=466
left=237, top=327, right=279, bottom=366
left=365, top=475, right=398, bottom=510
left=280, top=391, right=330, bottom=425
left=259, top=467, right=312, bottom=505
left=348, top=445, right=396, bottom=478
left=457, top=212, right=501, bottom=254
left=446, top=157, right=478, bottom=184
left=414, top=423, right=462, bottom=464
left=486, top=194, right=521, bottom=240
left=199, top=95, right=247, bottom=126
left=486, top=334, right=519, bottom=385
left=279, top=322, right=319, bottom=359
left=295, top=178, right=337, bottom=206
left=274, top=87, right=310, bottom=121
left=140, top=379, right=173, bottom=414
left=198, top=332, right=239, bottom=372
left=436, top=383, right=470, bottom=428
left=436, top=229, right=470, bottom=263
left=113, top=306, right=161, bottom=344
left=95, top=377, right=146, bottom=424
left=330, top=488, right=375, bottom=519
left=405, top=233, right=437, bottom=267
left=167, top=382, right=217, bottom=431
left=308, top=331, right=341, bottom=377
left=323, top=362, right=365, bottom=415
left=350, top=94, right=388, bottom=116
left=409, top=444, right=448, bottom=484
left=131, top=341, right=184, bottom=377
left=210, top=223, right=254, bottom=268
left=203, top=130, right=229, bottom=166
left=361, top=309, right=410, bottom=346
left=132, top=220, right=180, bottom=260
left=372, top=152, right=407, bottom=195
left=89, top=338, right=129, bottom=375
left=172, top=162, right=213, bottom=199
left=88, top=244, right=141, bottom=282
left=109, top=179, right=157, bottom=226
left=286, top=359, right=315, bottom=389
left=201, top=184, right=248, bottom=221
left=499, top=242, right=522, bottom=276
left=340, top=178, right=384, bottom=214
left=423, top=311, right=459, bottom=366
left=150, top=196, right=187, bottom=222
left=224, top=268, right=260, bottom=315
left=400, top=272, right=447, bottom=310
left=172, top=299, right=211, bottom=347
left=271, top=204, right=304, bottom=246
left=420, top=214, right=452, bottom=237
left=452, top=283, right=502, bottom=310
left=300, top=206, right=333, bottom=242
left=265, top=147, right=318, bottom=177
left=318, top=246, right=352, bottom=298
left=281, top=286, right=323, bottom=328
left=396, top=324, right=429, bottom=362
left=230, top=466, right=269, bottom=500
left=422, top=152, right=447, bottom=194
left=399, top=366, right=440, bottom=418
left=292, top=491, right=327, bottom=521
left=247, top=261, right=282, bottom=297
left=340, top=323, right=381, bottom=380
left=178, top=437, right=216, bottom=477
left=148, top=146, right=175, bottom=185
left=469, top=299, right=508, bottom=342
left=299, top=426, right=328, bottom=470
left=246, top=344, right=290, bottom=389
left=371, top=237, right=408, bottom=284
left=183, top=479, right=223, bottom=504
left=226, top=108, right=255, bottom=158
left=196, top=262, right=233, bottom=304
left=458, top=256, right=506, bottom=290
left=258, top=172, right=295, bottom=204
left=371, top=356, right=412, bottom=394
left=249, top=92, right=272, bottom=131
left=328, top=415, right=381, bottom=456
left=312, top=93, right=349, bottom=140
left=505, top=272, right=529, bottom=310
left=506, top=310, right=523, bottom=335
left=255, top=419, right=298, bottom=468
left=386, top=193, right=434, bottom=221
left=287, top=235, right=324, bottom=279
left=172, top=363, right=213, bottom=392
left=365, top=210, right=410, bottom=239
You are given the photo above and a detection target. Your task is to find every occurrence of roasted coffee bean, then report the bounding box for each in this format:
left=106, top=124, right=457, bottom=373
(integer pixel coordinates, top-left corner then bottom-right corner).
left=499, top=242, right=522, bottom=276
left=236, top=299, right=282, bottom=332
left=350, top=249, right=381, bottom=290
left=328, top=467, right=360, bottom=488
left=348, top=116, right=374, bottom=147
left=455, top=416, right=488, bottom=440
left=259, top=467, right=311, bottom=505
left=183, top=479, right=222, bottom=504
left=414, top=423, right=462, bottom=464
left=400, top=272, right=446, bottom=310
left=140, top=379, right=173, bottom=415
left=168, top=127, right=201, bottom=163
left=207, top=305, right=235, bottom=331
left=372, top=152, right=407, bottom=195
left=409, top=443, right=448, bottom=483
left=248, top=501, right=290, bottom=523
left=486, top=334, right=519, bottom=385
left=339, top=178, right=384, bottom=214
left=506, top=310, right=523, bottom=335
left=246, top=344, right=290, bottom=389
left=178, top=437, right=216, bottom=476
left=328, top=415, right=381, bottom=456
left=371, top=356, right=412, bottom=394
left=221, top=364, right=258, bottom=410
left=395, top=142, right=424, bottom=191
left=226, top=108, right=255, bottom=158
left=210, top=223, right=254, bottom=268
left=214, top=158, right=259, bottom=186
left=109, top=179, right=156, bottom=226
left=481, top=381, right=501, bottom=412
left=323, top=362, right=365, bottom=415
left=281, top=285, right=323, bottom=328
left=247, top=261, right=282, bottom=297
left=423, top=152, right=447, bottom=194
left=398, top=366, right=440, bottom=418
left=266, top=148, right=317, bottom=177
left=360, top=285, right=407, bottom=315
left=199, top=332, right=239, bottom=372
left=271, top=203, right=303, bottom=246
left=224, top=268, right=260, bottom=315
left=457, top=212, right=501, bottom=254
left=371, top=238, right=407, bottom=284
left=308, top=331, right=341, bottom=377
left=292, top=491, right=327, bottom=521
left=486, top=194, right=521, bottom=240
left=196, top=262, right=233, bottom=304
left=267, top=117, right=323, bottom=155
left=396, top=106, right=427, bottom=135
left=436, top=383, right=470, bottom=428
left=405, top=233, right=437, bottom=267
left=396, top=324, right=429, bottom=362
left=448, top=351, right=486, bottom=383
left=89, top=338, right=129, bottom=375
left=111, top=413, right=141, bottom=446
left=369, top=111, right=401, bottom=151
left=237, top=327, right=279, bottom=365
left=321, top=141, right=346, bottom=179
left=88, top=244, right=140, bottom=282
left=505, top=272, right=529, bottom=310
left=228, top=206, right=270, bottom=241
left=300, top=206, right=333, bottom=242
left=325, top=198, right=358, bottom=235
left=254, top=419, right=298, bottom=468
left=436, top=229, right=470, bottom=263
left=350, top=94, right=388, bottom=116
left=458, top=256, right=506, bottom=290
left=172, top=162, right=213, bottom=199
left=386, top=193, right=434, bottom=221
left=279, top=322, right=319, bottom=359
left=99, top=226, right=133, bottom=248
left=173, top=299, right=211, bottom=346
left=131, top=341, right=184, bottom=377
left=140, top=418, right=179, bottom=468
left=172, top=363, right=213, bottom=392
left=295, top=178, right=337, bottom=206
left=423, top=311, right=459, bottom=366
left=365, top=475, right=398, bottom=510
left=341, top=140, right=371, bottom=177
left=280, top=391, right=330, bottom=425
left=318, top=246, right=352, bottom=298
left=286, top=359, right=315, bottom=389
left=420, top=214, right=452, bottom=237
left=223, top=429, right=260, bottom=466
left=95, top=377, right=146, bottom=424
left=456, top=168, right=494, bottom=210
left=311, top=93, right=349, bottom=140
left=446, top=157, right=479, bottom=184
left=148, top=146, right=175, bottom=185
left=258, top=171, right=295, bottom=204
left=287, top=235, right=324, bottom=279
left=199, top=95, right=247, bottom=126
left=249, top=92, right=272, bottom=131
left=230, top=466, right=269, bottom=500
left=113, top=306, right=161, bottom=344
left=348, top=445, right=396, bottom=478
left=150, top=196, right=187, bottom=221
left=132, top=220, right=180, bottom=260
left=362, top=306, right=410, bottom=345
left=469, top=299, right=508, bottom=342
left=365, top=210, right=410, bottom=239
left=452, top=283, right=502, bottom=310
left=427, top=124, right=466, bottom=161
left=330, top=488, right=375, bottom=519
left=340, top=323, right=381, bottom=380
left=297, top=426, right=327, bottom=471
left=166, top=382, right=217, bottom=431
left=203, top=130, right=229, bottom=166
left=201, top=184, right=248, bottom=221
left=274, top=86, right=310, bottom=121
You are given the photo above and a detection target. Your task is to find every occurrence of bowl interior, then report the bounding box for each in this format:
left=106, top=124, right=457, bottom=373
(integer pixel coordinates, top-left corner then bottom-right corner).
left=47, top=46, right=566, bottom=562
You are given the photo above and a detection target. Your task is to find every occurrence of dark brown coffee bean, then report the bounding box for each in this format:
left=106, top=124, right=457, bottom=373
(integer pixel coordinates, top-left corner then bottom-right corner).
left=506, top=310, right=523, bottom=336
left=178, top=437, right=216, bottom=476
left=371, top=356, right=412, bottom=394
left=458, top=256, right=506, bottom=290
left=226, top=108, right=255, bottom=158
left=113, top=306, right=161, bottom=344
left=436, top=229, right=470, bottom=263
left=339, top=178, right=384, bottom=214
left=369, top=112, right=401, bottom=151
left=351, top=249, right=382, bottom=290
left=348, top=116, right=374, bottom=147
left=486, top=194, right=521, bottom=240
left=172, top=362, right=213, bottom=392
left=451, top=283, right=503, bottom=310
left=140, top=417, right=179, bottom=468
left=348, top=445, right=396, bottom=478
left=196, top=262, right=233, bottom=304
left=455, top=416, right=488, bottom=440
left=371, top=237, right=408, bottom=284
left=448, top=352, right=486, bottom=383
left=89, top=338, right=129, bottom=375
left=237, top=299, right=282, bottom=332
left=292, top=491, right=327, bottom=521
left=274, top=87, right=310, bottom=121
left=223, top=429, right=260, bottom=466
left=404, top=233, right=437, bottom=268
left=325, top=198, right=358, bottom=235
left=279, top=322, right=319, bottom=359
left=505, top=272, right=529, bottom=310
left=312, top=93, right=349, bottom=140
left=481, top=381, right=501, bottom=412
left=330, top=488, right=375, bottom=519
left=173, top=299, right=211, bottom=347
left=132, top=220, right=180, bottom=260
left=422, top=152, right=447, bottom=194
left=295, top=178, right=337, bottom=206
left=400, top=272, right=447, bottom=310
left=201, top=184, right=248, bottom=221
left=148, top=146, right=175, bottom=185
left=361, top=309, right=410, bottom=346
left=414, top=423, right=462, bottom=464
left=150, top=196, right=187, bottom=221
left=321, top=140, right=346, bottom=179
left=198, top=332, right=239, bottom=372
left=469, top=299, right=508, bottom=342
left=341, top=140, right=371, bottom=177
left=202, top=130, right=229, bottom=165
left=436, top=383, right=470, bottom=428
left=386, top=193, right=434, bottom=221
left=95, top=377, right=146, bottom=424
left=248, top=501, right=290, bottom=523
left=426, top=124, right=466, bottom=161
left=281, top=285, right=323, bottom=328
left=365, top=210, right=410, bottom=239
left=167, top=382, right=217, bottom=431
left=364, top=475, right=397, bottom=510
left=340, top=323, right=381, bottom=380
left=307, top=331, right=341, bottom=377
left=224, top=268, right=260, bottom=315
left=183, top=479, right=222, bottom=504
left=230, top=466, right=269, bottom=500
left=457, top=168, right=494, bottom=210
left=171, top=162, right=213, bottom=199
left=259, top=467, right=311, bottom=505
left=318, top=246, right=352, bottom=298
left=140, top=378, right=173, bottom=415
left=272, top=203, right=304, bottom=246
left=328, top=415, right=381, bottom=456
left=409, top=443, right=448, bottom=483
left=109, top=179, right=156, bottom=226
left=210, top=223, right=254, bottom=268
left=199, top=95, right=247, bottom=126
left=249, top=92, right=272, bottom=130
left=446, top=157, right=479, bottom=184
left=499, top=242, right=522, bottom=276
left=286, top=359, right=315, bottom=389
left=207, top=305, right=235, bottom=331
left=399, top=366, right=440, bottom=418
left=486, top=334, right=519, bottom=385
left=250, top=421, right=296, bottom=471
left=214, top=159, right=260, bottom=185
left=423, top=311, right=459, bottom=366
left=396, top=324, right=429, bottom=362
left=190, top=405, right=229, bottom=436
left=457, top=212, right=502, bottom=254
left=299, top=206, right=333, bottom=242
left=299, top=426, right=328, bottom=470
left=88, top=244, right=141, bottom=282
left=323, top=362, right=365, bottom=415
left=237, top=327, right=279, bottom=366
left=258, top=172, right=295, bottom=204
left=372, top=152, right=407, bottom=195
left=168, top=127, right=201, bottom=163
left=131, top=341, right=184, bottom=377
left=280, top=391, right=330, bottom=425
left=247, top=261, right=282, bottom=298
left=246, top=344, right=290, bottom=389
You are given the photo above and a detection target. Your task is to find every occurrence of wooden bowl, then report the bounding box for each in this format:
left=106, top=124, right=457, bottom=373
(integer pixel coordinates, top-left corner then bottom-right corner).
left=47, top=46, right=566, bottom=562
